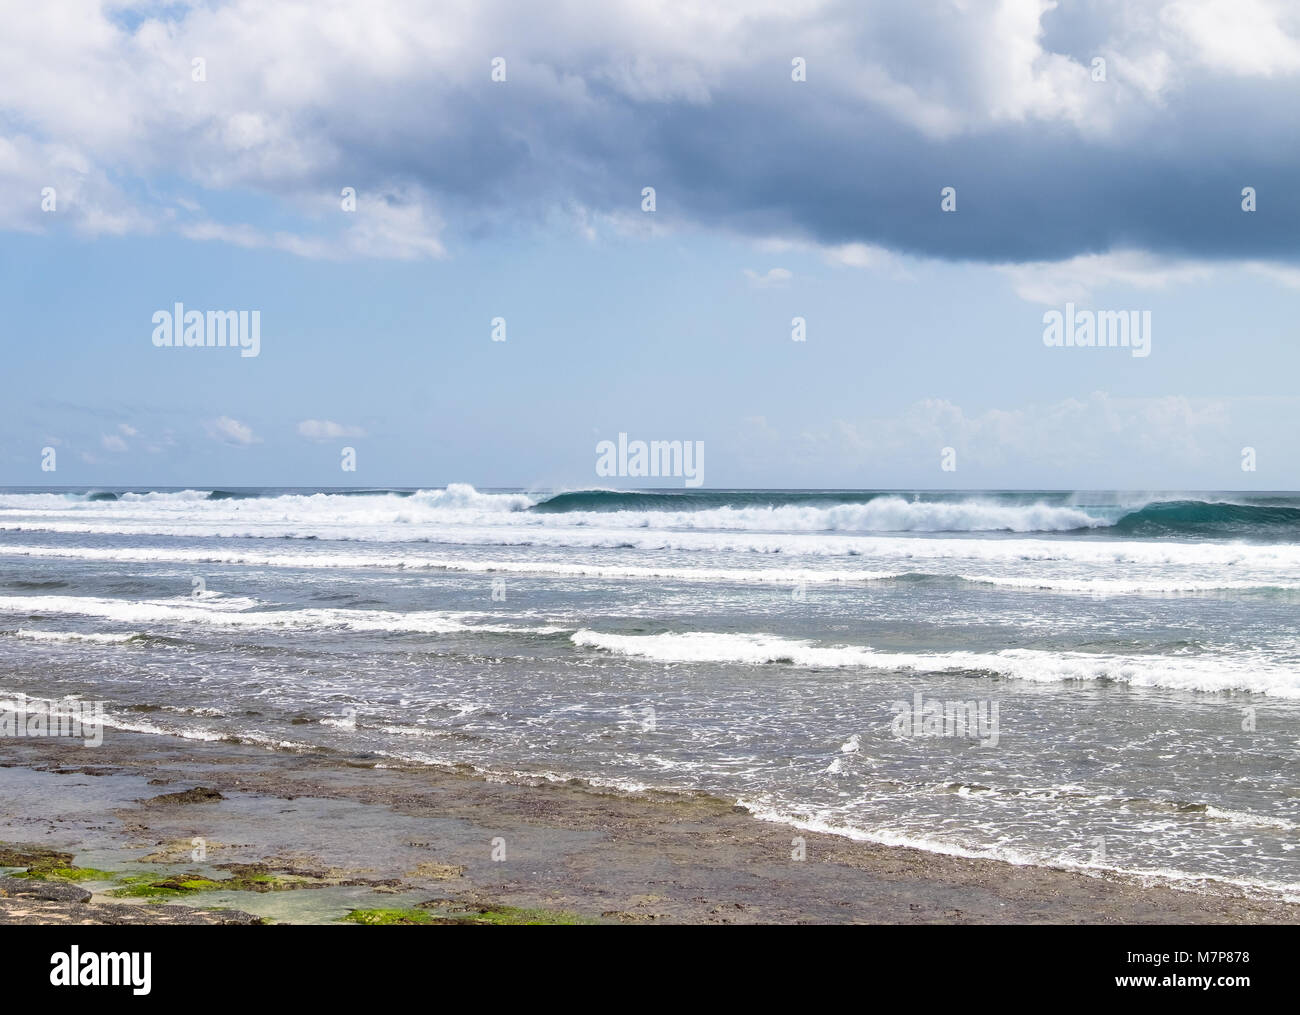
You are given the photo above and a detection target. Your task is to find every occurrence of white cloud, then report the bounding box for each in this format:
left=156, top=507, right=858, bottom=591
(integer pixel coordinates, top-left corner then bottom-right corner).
left=297, top=419, right=365, bottom=441
left=1161, top=0, right=1300, bottom=77
left=822, top=242, right=907, bottom=274
left=750, top=237, right=909, bottom=277
left=1243, top=261, right=1300, bottom=288
left=0, top=133, right=154, bottom=236
left=100, top=433, right=127, bottom=452
left=997, top=250, right=1215, bottom=304
left=743, top=267, right=791, bottom=287
left=205, top=416, right=260, bottom=446
left=177, top=186, right=445, bottom=261
left=341, top=187, right=446, bottom=260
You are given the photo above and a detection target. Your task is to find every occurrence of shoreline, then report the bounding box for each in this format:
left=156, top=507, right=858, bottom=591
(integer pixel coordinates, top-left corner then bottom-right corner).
left=1, top=729, right=1296, bottom=925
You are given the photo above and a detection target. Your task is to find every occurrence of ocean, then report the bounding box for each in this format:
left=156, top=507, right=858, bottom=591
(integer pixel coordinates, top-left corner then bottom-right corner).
left=1, top=486, right=1297, bottom=900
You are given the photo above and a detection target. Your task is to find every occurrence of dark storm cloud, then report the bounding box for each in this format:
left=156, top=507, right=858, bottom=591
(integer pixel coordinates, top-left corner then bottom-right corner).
left=6, top=0, right=1300, bottom=265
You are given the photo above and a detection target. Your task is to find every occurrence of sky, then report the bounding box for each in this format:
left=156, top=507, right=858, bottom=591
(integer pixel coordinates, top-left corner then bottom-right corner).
left=2, top=0, right=1300, bottom=490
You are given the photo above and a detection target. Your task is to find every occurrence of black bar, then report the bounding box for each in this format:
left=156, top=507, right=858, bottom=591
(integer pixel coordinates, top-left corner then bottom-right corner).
left=1, top=924, right=1291, bottom=1002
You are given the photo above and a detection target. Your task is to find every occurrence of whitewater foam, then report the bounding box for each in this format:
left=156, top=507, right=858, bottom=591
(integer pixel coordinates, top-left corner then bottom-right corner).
left=0, top=487, right=1112, bottom=536
left=570, top=629, right=1300, bottom=697
left=0, top=595, right=566, bottom=637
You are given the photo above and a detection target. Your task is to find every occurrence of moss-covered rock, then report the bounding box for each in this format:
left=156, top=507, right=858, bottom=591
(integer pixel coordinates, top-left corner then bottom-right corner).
left=106, top=874, right=223, bottom=900
left=342, top=902, right=600, bottom=925
left=342, top=907, right=437, bottom=925
left=213, top=862, right=398, bottom=892
left=453, top=905, right=598, bottom=925
left=0, top=844, right=74, bottom=870
left=105, top=862, right=396, bottom=900
left=11, top=865, right=117, bottom=883
left=0, top=844, right=116, bottom=885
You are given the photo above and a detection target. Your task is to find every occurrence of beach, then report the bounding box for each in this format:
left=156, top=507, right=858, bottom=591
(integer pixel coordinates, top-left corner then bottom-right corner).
left=2, top=727, right=1296, bottom=925
left=1, top=486, right=1298, bottom=924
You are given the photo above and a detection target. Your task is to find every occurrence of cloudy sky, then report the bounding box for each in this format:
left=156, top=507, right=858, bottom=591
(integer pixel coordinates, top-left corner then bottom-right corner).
left=3, top=0, right=1299, bottom=489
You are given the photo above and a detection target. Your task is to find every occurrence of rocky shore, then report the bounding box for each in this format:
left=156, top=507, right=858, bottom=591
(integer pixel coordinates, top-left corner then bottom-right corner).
left=1, top=729, right=1295, bottom=925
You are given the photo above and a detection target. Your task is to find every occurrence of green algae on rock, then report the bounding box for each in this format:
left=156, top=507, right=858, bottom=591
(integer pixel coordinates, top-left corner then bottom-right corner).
left=342, top=908, right=438, bottom=925
left=341, top=903, right=600, bottom=926
left=11, top=866, right=117, bottom=883
left=0, top=844, right=75, bottom=871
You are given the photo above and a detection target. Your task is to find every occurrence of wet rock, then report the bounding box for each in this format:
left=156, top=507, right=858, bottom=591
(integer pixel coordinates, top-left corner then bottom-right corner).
left=0, top=877, right=92, bottom=904
left=144, top=786, right=225, bottom=807
left=0, top=898, right=262, bottom=925
left=212, top=861, right=401, bottom=892
left=405, top=862, right=466, bottom=881
left=0, top=844, right=74, bottom=869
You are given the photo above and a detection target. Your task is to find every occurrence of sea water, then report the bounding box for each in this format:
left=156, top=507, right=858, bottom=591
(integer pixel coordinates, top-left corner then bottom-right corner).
left=0, top=486, right=1296, bottom=898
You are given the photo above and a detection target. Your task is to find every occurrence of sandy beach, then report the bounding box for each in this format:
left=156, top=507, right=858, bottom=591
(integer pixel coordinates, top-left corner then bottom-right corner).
left=1, top=730, right=1294, bottom=926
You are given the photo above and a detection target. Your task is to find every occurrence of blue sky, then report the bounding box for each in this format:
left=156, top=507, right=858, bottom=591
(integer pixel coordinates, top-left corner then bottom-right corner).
left=3, top=0, right=1300, bottom=489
